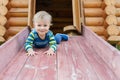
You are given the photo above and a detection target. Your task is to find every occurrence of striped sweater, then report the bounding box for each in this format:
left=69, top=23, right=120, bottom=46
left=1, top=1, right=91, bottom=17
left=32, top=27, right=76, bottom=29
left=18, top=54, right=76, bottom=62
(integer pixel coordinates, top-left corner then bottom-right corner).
left=24, top=29, right=57, bottom=52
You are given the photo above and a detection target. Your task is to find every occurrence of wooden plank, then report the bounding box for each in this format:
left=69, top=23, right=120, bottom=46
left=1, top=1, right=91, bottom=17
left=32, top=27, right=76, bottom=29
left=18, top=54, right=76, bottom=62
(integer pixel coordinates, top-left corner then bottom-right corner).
left=17, top=48, right=56, bottom=80
left=35, top=49, right=56, bottom=80
left=0, top=49, right=28, bottom=80
left=83, top=26, right=120, bottom=79
left=77, top=37, right=118, bottom=80
left=28, top=0, right=35, bottom=28
left=57, top=37, right=99, bottom=80
left=0, top=27, right=29, bottom=73
left=72, top=0, right=81, bottom=33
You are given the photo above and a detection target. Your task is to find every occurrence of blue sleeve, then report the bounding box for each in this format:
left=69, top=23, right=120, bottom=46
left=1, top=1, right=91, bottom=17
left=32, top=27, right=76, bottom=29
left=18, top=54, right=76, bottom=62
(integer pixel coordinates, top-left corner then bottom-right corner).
left=48, top=31, right=57, bottom=52
left=24, top=31, right=35, bottom=52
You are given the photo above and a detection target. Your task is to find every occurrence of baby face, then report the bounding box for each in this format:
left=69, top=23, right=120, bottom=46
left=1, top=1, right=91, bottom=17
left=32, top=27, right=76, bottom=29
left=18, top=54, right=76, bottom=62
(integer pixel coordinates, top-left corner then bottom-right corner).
left=34, top=20, right=50, bottom=36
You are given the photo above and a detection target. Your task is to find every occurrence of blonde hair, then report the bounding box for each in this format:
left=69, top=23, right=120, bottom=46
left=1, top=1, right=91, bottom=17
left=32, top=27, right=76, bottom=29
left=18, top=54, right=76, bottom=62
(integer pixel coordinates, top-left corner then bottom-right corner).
left=33, top=11, right=52, bottom=23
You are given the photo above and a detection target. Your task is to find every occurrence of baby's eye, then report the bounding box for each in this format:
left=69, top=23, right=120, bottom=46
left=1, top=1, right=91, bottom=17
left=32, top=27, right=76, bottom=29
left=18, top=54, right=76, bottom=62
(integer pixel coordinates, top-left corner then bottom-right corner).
left=44, top=24, right=47, bottom=27
left=38, top=24, right=41, bottom=27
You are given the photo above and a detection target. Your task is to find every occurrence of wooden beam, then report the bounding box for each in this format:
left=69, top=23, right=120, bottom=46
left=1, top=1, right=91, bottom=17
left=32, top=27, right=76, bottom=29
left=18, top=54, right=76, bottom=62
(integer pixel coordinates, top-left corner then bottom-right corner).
left=72, top=0, right=81, bottom=33
left=0, top=27, right=29, bottom=73
left=28, top=0, right=36, bottom=28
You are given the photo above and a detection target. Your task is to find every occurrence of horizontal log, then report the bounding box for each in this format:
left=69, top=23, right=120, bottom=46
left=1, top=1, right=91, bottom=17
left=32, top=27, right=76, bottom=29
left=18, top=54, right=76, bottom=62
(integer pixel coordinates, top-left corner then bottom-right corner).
left=9, top=12, right=28, bottom=17
left=85, top=8, right=105, bottom=17
left=8, top=8, right=28, bottom=17
left=7, top=27, right=25, bottom=36
left=0, top=6, right=8, bottom=15
left=0, top=0, right=8, bottom=6
left=104, top=5, right=116, bottom=15
left=104, top=0, right=116, bottom=6
left=0, top=15, right=7, bottom=25
left=107, top=25, right=120, bottom=36
left=0, top=25, right=6, bottom=36
left=9, top=8, right=28, bottom=13
left=83, top=0, right=103, bottom=8
left=85, top=17, right=104, bottom=26
left=10, top=0, right=28, bottom=8
left=87, top=26, right=105, bottom=35
left=7, top=17, right=28, bottom=26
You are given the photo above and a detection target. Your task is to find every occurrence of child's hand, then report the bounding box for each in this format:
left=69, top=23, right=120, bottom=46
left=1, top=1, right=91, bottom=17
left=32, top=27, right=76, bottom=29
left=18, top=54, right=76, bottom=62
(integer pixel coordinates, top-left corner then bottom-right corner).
left=27, top=49, right=38, bottom=56
left=43, top=48, right=55, bottom=56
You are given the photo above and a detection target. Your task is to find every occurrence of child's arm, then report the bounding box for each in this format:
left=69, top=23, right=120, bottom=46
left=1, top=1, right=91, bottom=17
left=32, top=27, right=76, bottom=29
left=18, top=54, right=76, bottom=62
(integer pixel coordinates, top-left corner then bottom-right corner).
left=24, top=31, right=37, bottom=56
left=49, top=32, right=57, bottom=51
left=44, top=31, right=57, bottom=55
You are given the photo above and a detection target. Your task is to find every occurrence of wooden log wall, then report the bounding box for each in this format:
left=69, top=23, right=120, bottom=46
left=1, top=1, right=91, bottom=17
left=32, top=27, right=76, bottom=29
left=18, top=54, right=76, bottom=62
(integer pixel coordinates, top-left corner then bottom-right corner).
left=83, top=0, right=108, bottom=40
left=83, top=0, right=120, bottom=43
left=106, top=0, right=120, bottom=44
left=4, top=0, right=28, bottom=41
left=0, top=0, right=8, bottom=44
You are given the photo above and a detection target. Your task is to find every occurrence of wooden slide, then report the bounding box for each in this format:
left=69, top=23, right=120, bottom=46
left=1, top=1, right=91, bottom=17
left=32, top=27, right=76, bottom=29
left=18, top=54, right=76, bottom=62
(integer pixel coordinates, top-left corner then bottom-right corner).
left=0, top=0, right=120, bottom=79
left=0, top=25, right=120, bottom=80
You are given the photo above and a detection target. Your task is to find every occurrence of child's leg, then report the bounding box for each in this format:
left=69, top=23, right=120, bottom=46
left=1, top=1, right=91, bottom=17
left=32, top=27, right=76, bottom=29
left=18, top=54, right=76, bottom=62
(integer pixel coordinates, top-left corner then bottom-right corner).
left=55, top=33, right=62, bottom=44
left=55, top=33, right=68, bottom=44
left=59, top=34, right=69, bottom=41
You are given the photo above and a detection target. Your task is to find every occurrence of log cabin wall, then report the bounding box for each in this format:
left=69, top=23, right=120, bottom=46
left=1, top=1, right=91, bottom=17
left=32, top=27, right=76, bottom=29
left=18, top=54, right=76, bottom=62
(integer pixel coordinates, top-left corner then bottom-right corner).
left=83, top=0, right=107, bottom=40
left=0, top=0, right=8, bottom=44
left=83, top=0, right=120, bottom=44
left=3, top=0, right=29, bottom=41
